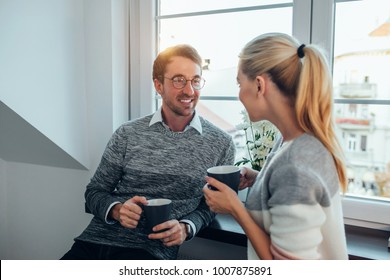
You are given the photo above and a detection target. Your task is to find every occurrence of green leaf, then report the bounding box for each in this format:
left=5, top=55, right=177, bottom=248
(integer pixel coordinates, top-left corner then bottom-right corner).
left=234, top=158, right=250, bottom=166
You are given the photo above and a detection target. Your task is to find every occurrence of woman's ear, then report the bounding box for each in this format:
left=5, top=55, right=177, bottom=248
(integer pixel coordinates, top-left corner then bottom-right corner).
left=255, top=75, right=266, bottom=95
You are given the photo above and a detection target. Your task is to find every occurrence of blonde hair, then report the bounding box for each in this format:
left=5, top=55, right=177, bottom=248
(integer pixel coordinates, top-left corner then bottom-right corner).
left=239, top=33, right=347, bottom=192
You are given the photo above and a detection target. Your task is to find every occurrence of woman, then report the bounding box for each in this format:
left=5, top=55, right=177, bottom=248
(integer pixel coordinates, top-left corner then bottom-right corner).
left=203, top=33, right=348, bottom=260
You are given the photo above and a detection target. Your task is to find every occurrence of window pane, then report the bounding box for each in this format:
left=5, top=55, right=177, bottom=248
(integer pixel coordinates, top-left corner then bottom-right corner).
left=159, top=8, right=292, bottom=97
left=334, top=0, right=390, bottom=201
left=333, top=0, right=390, bottom=100
left=196, top=100, right=247, bottom=161
left=335, top=103, right=390, bottom=199
left=159, top=0, right=292, bottom=15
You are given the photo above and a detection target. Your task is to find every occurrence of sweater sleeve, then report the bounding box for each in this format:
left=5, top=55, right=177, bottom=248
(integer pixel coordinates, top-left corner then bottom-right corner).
left=269, top=204, right=326, bottom=259
left=267, top=164, right=328, bottom=259
left=84, top=126, right=127, bottom=221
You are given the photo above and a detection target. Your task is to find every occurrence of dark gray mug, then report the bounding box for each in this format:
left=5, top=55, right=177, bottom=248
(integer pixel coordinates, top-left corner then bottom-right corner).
left=143, top=198, right=172, bottom=234
left=207, top=165, right=240, bottom=193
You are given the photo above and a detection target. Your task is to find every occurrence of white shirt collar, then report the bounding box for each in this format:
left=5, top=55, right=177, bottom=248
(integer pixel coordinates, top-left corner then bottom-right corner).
left=149, top=106, right=202, bottom=134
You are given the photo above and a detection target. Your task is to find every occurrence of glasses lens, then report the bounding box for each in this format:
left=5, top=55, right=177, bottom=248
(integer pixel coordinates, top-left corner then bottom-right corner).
left=192, top=78, right=205, bottom=90
left=171, top=76, right=205, bottom=89
left=170, top=76, right=184, bottom=89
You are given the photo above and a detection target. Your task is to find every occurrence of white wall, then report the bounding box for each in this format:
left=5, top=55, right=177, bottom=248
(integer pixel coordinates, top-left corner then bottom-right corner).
left=112, top=0, right=130, bottom=130
left=2, top=162, right=91, bottom=259
left=0, top=0, right=129, bottom=259
left=0, top=0, right=89, bottom=168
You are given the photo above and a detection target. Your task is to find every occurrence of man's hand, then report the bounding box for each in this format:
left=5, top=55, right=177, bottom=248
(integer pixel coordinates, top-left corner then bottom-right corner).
left=148, top=220, right=187, bottom=247
left=110, top=196, right=148, bottom=229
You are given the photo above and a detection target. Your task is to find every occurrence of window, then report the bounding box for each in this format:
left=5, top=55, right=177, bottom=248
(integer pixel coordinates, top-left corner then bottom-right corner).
left=131, top=0, right=390, bottom=230
left=331, top=0, right=390, bottom=228
left=334, top=0, right=390, bottom=200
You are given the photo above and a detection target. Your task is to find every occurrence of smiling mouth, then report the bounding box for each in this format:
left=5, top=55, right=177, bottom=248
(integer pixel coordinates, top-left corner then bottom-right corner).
left=179, top=99, right=193, bottom=103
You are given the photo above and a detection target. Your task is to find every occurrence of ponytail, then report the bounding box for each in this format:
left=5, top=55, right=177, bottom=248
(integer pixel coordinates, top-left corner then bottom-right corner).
left=295, top=46, right=347, bottom=192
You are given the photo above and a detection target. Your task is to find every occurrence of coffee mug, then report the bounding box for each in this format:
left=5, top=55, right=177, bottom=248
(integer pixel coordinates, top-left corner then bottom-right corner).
left=143, top=198, right=172, bottom=234
left=207, top=165, right=241, bottom=193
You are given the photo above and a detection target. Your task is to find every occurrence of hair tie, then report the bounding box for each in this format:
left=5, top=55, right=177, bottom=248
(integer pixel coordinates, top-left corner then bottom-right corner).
left=297, top=44, right=305, bottom=58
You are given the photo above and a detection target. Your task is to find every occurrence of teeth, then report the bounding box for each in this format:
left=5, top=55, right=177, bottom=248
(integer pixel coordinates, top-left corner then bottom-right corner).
left=180, top=99, right=192, bottom=103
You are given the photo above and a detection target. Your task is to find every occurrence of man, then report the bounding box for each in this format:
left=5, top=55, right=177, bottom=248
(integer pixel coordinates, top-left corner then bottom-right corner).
left=61, top=44, right=236, bottom=260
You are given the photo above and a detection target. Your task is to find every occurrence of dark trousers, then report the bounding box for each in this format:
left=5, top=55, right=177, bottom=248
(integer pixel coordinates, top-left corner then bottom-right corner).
left=60, top=240, right=159, bottom=260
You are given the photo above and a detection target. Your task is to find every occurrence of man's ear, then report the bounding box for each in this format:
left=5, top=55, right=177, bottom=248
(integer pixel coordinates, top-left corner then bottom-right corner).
left=154, top=78, right=163, bottom=95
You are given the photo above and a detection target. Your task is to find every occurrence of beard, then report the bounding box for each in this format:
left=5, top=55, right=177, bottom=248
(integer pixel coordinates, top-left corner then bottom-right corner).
left=163, top=94, right=198, bottom=117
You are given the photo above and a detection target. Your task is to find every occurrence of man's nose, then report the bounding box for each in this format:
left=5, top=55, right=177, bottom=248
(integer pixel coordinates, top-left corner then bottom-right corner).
left=183, top=80, right=195, bottom=94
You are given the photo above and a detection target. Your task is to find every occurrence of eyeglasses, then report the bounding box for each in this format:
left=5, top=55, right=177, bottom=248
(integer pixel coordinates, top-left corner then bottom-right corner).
left=163, top=75, right=206, bottom=90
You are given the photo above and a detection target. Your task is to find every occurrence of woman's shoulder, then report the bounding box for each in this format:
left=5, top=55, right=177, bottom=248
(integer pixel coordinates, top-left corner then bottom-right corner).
left=267, top=133, right=340, bottom=201
left=283, top=133, right=332, bottom=162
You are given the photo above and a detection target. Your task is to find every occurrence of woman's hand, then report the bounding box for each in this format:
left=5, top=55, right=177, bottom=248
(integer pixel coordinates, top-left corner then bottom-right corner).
left=238, top=167, right=259, bottom=190
left=203, top=176, right=243, bottom=215
left=110, top=196, right=148, bottom=228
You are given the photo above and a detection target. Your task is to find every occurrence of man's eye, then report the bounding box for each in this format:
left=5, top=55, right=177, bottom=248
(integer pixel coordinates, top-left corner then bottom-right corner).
left=174, top=77, right=185, bottom=82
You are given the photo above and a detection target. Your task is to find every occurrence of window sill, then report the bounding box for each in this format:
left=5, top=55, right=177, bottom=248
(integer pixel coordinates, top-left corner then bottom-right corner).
left=197, top=214, right=390, bottom=260
left=345, top=224, right=390, bottom=260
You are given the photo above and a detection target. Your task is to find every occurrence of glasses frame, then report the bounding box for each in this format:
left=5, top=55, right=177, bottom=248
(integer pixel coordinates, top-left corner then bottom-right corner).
left=163, top=75, right=206, bottom=90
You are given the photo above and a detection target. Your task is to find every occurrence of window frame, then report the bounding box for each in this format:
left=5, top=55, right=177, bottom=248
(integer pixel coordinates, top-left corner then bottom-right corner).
left=130, top=0, right=390, bottom=231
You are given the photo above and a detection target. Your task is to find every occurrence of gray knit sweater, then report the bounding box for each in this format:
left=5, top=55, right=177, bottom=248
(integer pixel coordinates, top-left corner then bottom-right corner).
left=76, top=114, right=235, bottom=259
left=246, top=133, right=347, bottom=259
